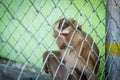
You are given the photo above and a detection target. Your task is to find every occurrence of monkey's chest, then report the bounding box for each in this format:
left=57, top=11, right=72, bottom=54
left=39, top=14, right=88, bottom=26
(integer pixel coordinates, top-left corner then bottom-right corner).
left=64, top=53, right=77, bottom=70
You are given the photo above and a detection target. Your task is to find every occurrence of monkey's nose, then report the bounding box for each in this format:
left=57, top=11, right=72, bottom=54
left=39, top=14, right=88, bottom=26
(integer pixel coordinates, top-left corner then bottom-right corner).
left=58, top=37, right=62, bottom=41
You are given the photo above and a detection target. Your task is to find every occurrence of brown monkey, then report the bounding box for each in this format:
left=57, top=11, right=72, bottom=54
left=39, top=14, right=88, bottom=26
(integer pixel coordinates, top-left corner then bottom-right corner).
left=43, top=18, right=100, bottom=80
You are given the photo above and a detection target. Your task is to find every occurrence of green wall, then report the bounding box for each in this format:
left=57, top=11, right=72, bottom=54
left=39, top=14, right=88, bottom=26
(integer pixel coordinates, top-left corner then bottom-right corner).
left=0, top=0, right=106, bottom=72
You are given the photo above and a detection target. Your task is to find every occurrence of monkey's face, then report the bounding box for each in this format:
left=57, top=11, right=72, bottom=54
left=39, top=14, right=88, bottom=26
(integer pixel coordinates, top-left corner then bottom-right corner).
left=53, top=25, right=73, bottom=49
left=53, top=19, right=80, bottom=50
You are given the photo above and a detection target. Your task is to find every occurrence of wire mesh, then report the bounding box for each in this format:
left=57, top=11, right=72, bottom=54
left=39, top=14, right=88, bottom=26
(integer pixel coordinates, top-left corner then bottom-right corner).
left=0, top=0, right=119, bottom=80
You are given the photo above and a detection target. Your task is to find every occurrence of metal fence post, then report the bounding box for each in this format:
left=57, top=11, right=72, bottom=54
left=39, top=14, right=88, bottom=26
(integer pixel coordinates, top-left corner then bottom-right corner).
left=106, top=0, right=120, bottom=80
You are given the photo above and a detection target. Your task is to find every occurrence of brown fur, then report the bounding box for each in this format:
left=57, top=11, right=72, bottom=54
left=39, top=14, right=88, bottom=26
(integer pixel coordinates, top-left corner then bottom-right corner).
left=43, top=18, right=100, bottom=80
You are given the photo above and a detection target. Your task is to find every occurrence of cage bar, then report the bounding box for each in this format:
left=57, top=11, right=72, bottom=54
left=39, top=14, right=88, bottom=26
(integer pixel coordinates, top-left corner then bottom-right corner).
left=106, top=0, right=120, bottom=80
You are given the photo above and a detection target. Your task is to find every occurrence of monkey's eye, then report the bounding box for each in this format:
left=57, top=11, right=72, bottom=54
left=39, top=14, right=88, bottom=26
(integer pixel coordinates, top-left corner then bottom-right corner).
left=62, top=33, right=68, bottom=36
left=54, top=31, right=61, bottom=37
left=54, top=31, right=59, bottom=35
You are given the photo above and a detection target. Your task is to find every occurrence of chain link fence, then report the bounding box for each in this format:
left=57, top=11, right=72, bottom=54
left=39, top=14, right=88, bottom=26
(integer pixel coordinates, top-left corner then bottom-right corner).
left=0, top=0, right=119, bottom=80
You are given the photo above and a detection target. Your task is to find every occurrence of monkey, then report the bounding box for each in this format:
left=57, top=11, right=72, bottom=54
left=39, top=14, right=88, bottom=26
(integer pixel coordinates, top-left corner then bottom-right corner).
left=43, top=18, right=100, bottom=80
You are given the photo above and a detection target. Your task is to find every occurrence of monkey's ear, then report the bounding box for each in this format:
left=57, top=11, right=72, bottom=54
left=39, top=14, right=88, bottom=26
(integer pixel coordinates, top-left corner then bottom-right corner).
left=72, top=20, right=82, bottom=31
left=77, top=25, right=82, bottom=31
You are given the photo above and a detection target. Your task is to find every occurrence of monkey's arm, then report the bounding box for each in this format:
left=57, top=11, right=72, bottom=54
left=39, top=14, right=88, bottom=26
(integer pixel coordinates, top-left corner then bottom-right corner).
left=43, top=51, right=68, bottom=80
left=43, top=51, right=61, bottom=73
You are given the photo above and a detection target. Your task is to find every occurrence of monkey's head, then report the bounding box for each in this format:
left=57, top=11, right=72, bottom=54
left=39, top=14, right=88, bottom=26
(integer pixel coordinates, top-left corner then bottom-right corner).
left=53, top=18, right=83, bottom=50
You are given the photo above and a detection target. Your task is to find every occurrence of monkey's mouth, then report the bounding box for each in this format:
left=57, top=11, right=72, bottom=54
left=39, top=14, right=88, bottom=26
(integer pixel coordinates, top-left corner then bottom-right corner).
left=59, top=44, right=67, bottom=50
